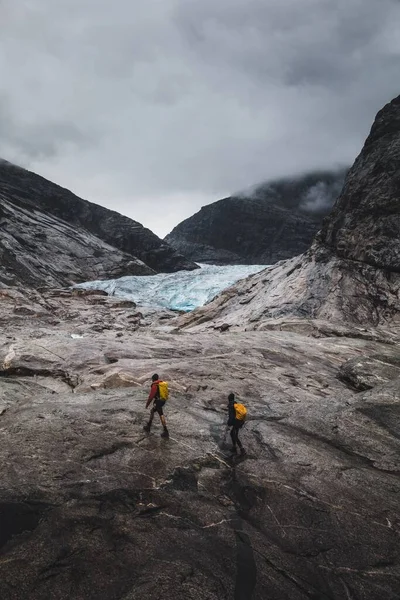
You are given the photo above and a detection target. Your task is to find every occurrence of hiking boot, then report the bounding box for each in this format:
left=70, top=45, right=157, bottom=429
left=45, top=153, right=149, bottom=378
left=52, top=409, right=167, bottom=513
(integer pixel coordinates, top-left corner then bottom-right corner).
left=161, top=428, right=169, bottom=439
left=143, top=424, right=151, bottom=433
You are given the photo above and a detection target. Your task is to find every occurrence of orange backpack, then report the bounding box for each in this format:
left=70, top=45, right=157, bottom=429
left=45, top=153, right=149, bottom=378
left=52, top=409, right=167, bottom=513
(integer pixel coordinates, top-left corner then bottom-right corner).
left=234, top=403, right=247, bottom=421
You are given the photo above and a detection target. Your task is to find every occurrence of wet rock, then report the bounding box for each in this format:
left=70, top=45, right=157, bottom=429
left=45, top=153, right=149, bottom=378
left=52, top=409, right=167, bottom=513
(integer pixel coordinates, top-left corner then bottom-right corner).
left=164, top=466, right=199, bottom=492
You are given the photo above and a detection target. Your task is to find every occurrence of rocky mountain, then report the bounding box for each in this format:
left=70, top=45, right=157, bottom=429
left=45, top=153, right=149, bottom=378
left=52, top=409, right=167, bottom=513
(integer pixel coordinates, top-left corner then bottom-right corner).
left=180, top=96, right=400, bottom=330
left=165, top=170, right=347, bottom=265
left=0, top=160, right=197, bottom=288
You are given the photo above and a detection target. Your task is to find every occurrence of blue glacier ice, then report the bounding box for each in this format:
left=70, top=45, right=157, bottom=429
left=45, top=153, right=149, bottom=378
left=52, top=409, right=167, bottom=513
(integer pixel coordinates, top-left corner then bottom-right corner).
left=75, top=264, right=268, bottom=311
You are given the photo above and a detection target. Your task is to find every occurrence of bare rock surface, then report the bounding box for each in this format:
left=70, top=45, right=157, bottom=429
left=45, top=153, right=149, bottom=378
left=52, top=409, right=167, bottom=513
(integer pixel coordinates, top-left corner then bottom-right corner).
left=0, top=288, right=399, bottom=599
left=0, top=160, right=197, bottom=288
left=177, top=253, right=400, bottom=330
left=0, top=197, right=154, bottom=287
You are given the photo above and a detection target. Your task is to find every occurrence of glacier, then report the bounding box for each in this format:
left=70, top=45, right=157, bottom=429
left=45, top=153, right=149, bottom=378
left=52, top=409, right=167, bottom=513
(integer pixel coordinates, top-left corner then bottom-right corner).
left=75, top=264, right=267, bottom=311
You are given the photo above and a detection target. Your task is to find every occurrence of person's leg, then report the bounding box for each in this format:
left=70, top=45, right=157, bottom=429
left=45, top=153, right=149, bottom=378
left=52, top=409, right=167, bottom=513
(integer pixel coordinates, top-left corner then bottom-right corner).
left=236, top=424, right=246, bottom=455
left=230, top=426, right=238, bottom=452
left=236, top=428, right=243, bottom=449
left=156, top=401, right=169, bottom=438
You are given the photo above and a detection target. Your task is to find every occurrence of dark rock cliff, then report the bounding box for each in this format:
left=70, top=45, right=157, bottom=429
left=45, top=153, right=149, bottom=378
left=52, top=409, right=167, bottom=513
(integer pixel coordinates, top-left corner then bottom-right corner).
left=0, top=161, right=197, bottom=287
left=165, top=170, right=347, bottom=265
left=319, top=96, right=400, bottom=272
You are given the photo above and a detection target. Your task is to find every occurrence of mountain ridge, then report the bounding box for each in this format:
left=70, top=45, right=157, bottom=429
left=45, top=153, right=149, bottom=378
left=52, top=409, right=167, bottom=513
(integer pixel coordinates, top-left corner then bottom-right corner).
left=0, top=160, right=198, bottom=288
left=165, top=169, right=347, bottom=265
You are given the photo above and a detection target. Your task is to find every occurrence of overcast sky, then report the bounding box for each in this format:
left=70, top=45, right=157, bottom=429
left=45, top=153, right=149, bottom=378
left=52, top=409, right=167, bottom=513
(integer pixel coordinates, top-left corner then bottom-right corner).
left=0, top=0, right=399, bottom=237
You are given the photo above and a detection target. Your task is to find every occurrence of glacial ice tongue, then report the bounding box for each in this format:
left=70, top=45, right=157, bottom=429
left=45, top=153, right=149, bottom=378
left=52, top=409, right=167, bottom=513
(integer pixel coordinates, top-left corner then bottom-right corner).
left=75, top=264, right=267, bottom=311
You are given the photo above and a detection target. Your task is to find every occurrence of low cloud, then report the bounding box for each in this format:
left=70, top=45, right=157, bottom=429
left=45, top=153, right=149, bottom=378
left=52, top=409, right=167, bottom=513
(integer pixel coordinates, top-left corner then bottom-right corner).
left=299, top=177, right=347, bottom=213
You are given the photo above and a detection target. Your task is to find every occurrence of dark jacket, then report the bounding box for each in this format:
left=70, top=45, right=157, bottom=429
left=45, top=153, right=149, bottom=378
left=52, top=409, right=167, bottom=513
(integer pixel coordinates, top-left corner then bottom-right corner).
left=228, top=401, right=236, bottom=427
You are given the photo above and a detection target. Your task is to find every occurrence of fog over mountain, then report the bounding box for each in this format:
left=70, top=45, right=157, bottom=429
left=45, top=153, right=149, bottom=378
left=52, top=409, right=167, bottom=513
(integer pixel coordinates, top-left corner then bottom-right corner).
left=166, top=168, right=347, bottom=265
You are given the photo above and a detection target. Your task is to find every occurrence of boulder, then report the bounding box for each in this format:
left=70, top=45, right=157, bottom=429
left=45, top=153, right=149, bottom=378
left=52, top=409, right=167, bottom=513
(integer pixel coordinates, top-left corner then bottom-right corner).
left=339, top=352, right=400, bottom=391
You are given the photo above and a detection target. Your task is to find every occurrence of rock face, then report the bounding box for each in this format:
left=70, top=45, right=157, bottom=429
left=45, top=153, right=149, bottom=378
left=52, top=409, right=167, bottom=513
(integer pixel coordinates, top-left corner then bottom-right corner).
left=179, top=97, right=400, bottom=330
left=0, top=160, right=197, bottom=287
left=320, top=97, right=400, bottom=271
left=0, top=287, right=399, bottom=600
left=165, top=170, right=346, bottom=265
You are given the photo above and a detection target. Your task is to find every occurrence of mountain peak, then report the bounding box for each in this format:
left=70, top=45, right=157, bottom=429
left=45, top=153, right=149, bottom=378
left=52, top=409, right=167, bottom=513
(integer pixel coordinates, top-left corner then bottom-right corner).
left=166, top=169, right=347, bottom=265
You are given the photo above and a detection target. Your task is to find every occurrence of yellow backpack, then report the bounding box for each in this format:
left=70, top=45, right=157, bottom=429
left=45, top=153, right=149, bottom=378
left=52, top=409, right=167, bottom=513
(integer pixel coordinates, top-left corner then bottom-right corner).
left=234, top=403, right=247, bottom=421
left=158, top=381, right=169, bottom=401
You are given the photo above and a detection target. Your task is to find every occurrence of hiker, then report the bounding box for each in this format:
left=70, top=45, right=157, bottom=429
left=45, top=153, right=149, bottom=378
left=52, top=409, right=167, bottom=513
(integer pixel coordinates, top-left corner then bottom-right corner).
left=227, top=392, right=246, bottom=455
left=143, top=373, right=169, bottom=438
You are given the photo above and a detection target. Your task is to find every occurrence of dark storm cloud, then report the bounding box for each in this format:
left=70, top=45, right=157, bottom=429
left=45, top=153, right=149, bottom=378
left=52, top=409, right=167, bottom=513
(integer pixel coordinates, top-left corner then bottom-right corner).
left=175, top=0, right=395, bottom=86
left=0, top=0, right=399, bottom=235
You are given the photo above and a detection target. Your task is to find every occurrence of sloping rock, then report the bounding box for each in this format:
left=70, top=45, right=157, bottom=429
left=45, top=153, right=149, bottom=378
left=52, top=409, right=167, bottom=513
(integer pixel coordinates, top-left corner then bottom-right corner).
left=0, top=288, right=399, bottom=599
left=0, top=196, right=154, bottom=287
left=165, top=170, right=346, bottom=265
left=178, top=96, right=400, bottom=329
left=0, top=160, right=197, bottom=287
left=91, top=371, right=142, bottom=390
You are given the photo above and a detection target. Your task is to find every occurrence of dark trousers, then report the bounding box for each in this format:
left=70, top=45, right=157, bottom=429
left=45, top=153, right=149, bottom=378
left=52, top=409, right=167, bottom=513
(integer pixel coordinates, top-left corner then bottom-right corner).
left=230, top=423, right=243, bottom=448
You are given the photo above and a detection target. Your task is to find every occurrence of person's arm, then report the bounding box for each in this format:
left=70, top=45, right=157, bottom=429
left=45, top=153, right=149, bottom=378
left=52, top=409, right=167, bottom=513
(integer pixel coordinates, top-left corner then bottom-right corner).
left=146, top=383, right=158, bottom=408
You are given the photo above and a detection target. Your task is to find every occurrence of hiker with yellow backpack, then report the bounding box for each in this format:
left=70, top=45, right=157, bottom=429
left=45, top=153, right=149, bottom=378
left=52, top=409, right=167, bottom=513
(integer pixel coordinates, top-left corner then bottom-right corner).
left=143, top=373, right=170, bottom=438
left=227, top=392, right=247, bottom=455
